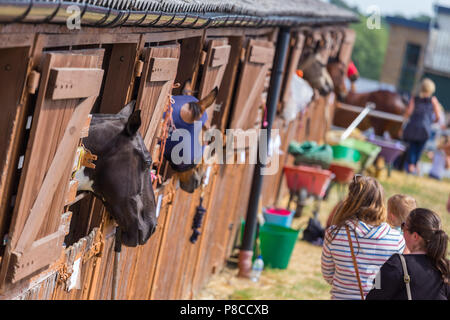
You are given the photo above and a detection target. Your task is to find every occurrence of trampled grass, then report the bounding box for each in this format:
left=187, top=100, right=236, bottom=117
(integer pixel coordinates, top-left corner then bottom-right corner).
left=195, top=169, right=450, bottom=300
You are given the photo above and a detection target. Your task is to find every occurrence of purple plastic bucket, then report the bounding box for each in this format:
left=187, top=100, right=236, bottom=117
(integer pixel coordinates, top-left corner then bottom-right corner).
left=367, top=137, right=406, bottom=164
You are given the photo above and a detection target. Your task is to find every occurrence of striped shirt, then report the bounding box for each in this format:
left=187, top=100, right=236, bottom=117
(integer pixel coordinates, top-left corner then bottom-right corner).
left=321, top=219, right=405, bottom=300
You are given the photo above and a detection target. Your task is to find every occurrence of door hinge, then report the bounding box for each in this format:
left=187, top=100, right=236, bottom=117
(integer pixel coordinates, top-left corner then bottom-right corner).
left=134, top=59, right=144, bottom=77
left=26, top=70, right=41, bottom=94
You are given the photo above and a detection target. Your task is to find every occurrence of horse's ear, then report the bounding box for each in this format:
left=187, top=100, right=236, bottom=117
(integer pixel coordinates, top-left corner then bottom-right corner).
left=182, top=80, right=193, bottom=95
left=198, top=87, right=218, bottom=113
left=118, top=100, right=136, bottom=118
left=125, top=110, right=141, bottom=136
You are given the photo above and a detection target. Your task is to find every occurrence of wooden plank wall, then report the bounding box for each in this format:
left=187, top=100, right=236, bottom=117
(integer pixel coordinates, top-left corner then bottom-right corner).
left=0, top=24, right=344, bottom=300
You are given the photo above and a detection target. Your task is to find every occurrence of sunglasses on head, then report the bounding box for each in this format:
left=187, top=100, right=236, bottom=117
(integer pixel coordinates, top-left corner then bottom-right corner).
left=401, top=222, right=408, bottom=232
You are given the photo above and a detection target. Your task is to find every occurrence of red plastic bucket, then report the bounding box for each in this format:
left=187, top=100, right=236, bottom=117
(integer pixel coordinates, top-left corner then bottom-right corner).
left=283, top=165, right=333, bottom=198
left=329, top=163, right=355, bottom=184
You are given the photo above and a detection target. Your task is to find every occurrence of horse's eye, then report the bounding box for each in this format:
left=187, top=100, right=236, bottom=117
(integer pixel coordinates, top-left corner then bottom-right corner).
left=145, top=160, right=152, bottom=167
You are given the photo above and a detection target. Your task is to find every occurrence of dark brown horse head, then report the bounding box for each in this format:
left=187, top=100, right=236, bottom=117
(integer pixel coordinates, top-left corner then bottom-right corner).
left=76, top=101, right=157, bottom=247
left=165, top=81, right=218, bottom=193
left=327, top=59, right=348, bottom=101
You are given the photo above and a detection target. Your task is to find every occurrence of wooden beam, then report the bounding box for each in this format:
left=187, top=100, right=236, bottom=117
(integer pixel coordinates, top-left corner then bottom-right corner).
left=47, top=68, right=104, bottom=100
left=142, top=29, right=203, bottom=43
left=205, top=27, right=275, bottom=37
left=10, top=229, right=65, bottom=283
left=0, top=34, right=34, bottom=48
left=210, top=45, right=231, bottom=68
left=249, top=45, right=274, bottom=64
left=148, top=58, right=178, bottom=82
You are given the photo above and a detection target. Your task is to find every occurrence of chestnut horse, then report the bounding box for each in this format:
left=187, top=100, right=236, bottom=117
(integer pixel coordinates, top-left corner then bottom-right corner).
left=327, top=59, right=407, bottom=138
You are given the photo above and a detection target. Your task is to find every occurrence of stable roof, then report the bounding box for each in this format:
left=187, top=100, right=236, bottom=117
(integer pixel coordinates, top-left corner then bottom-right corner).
left=0, top=0, right=358, bottom=28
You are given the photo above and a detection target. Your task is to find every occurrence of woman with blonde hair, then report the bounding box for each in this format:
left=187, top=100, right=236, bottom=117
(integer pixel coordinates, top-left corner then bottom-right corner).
left=402, top=78, right=442, bottom=174
left=321, top=175, right=405, bottom=300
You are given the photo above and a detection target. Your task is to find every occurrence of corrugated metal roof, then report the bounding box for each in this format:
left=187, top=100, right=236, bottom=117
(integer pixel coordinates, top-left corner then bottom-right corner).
left=0, top=0, right=358, bottom=27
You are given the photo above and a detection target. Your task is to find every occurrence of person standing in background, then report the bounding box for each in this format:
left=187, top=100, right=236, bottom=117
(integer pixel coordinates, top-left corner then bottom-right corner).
left=402, top=78, right=442, bottom=175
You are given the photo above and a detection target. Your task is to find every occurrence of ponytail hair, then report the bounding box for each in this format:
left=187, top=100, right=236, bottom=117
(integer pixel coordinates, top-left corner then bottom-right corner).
left=407, top=208, right=450, bottom=284
left=427, top=229, right=449, bottom=283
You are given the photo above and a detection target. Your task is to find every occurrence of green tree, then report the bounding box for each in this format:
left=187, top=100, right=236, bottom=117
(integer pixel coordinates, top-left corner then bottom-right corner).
left=350, top=16, right=389, bottom=80
left=329, top=0, right=389, bottom=81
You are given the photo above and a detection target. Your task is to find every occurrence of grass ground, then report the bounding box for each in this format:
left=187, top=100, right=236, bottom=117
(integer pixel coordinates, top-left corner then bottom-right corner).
left=195, top=169, right=450, bottom=300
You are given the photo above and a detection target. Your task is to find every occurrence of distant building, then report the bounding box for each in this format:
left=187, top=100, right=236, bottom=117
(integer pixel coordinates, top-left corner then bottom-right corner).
left=423, top=5, right=450, bottom=110
left=381, top=5, right=450, bottom=110
left=380, top=17, right=429, bottom=95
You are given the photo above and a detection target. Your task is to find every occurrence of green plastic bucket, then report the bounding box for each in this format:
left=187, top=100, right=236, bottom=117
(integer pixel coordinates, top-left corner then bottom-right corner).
left=331, top=145, right=361, bottom=163
left=339, top=138, right=381, bottom=170
left=259, top=223, right=300, bottom=269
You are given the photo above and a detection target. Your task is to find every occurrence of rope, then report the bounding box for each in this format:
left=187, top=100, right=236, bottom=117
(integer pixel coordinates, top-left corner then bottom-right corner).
left=151, top=82, right=180, bottom=187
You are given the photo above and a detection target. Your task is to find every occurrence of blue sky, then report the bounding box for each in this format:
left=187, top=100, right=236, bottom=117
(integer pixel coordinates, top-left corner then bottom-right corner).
left=334, top=0, right=450, bottom=18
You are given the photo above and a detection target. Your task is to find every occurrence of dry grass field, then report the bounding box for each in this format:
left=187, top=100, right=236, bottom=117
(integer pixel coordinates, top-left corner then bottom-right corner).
left=195, top=170, right=450, bottom=300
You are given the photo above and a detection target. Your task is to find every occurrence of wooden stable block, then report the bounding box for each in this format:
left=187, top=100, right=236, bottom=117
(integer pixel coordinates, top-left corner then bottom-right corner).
left=47, top=68, right=104, bottom=100
left=148, top=57, right=178, bottom=82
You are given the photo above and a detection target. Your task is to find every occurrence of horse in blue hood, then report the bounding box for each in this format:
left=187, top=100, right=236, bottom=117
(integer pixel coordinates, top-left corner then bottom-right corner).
left=164, top=81, right=218, bottom=193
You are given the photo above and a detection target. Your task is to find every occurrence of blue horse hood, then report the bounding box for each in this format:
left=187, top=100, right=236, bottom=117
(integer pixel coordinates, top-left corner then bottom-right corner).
left=163, top=95, right=207, bottom=171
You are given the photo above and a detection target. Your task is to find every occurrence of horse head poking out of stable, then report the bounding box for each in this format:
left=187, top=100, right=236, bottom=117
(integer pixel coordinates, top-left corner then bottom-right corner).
left=298, top=33, right=334, bottom=96
left=164, top=80, right=218, bottom=193
left=75, top=101, right=157, bottom=247
left=327, top=58, right=407, bottom=138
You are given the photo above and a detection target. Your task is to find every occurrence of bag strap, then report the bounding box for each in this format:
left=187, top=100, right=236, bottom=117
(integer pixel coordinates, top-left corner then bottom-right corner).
left=398, top=254, right=412, bottom=300
left=345, top=225, right=365, bottom=300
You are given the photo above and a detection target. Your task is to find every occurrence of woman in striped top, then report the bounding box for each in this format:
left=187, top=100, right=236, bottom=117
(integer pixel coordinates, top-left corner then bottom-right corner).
left=321, top=175, right=405, bottom=300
